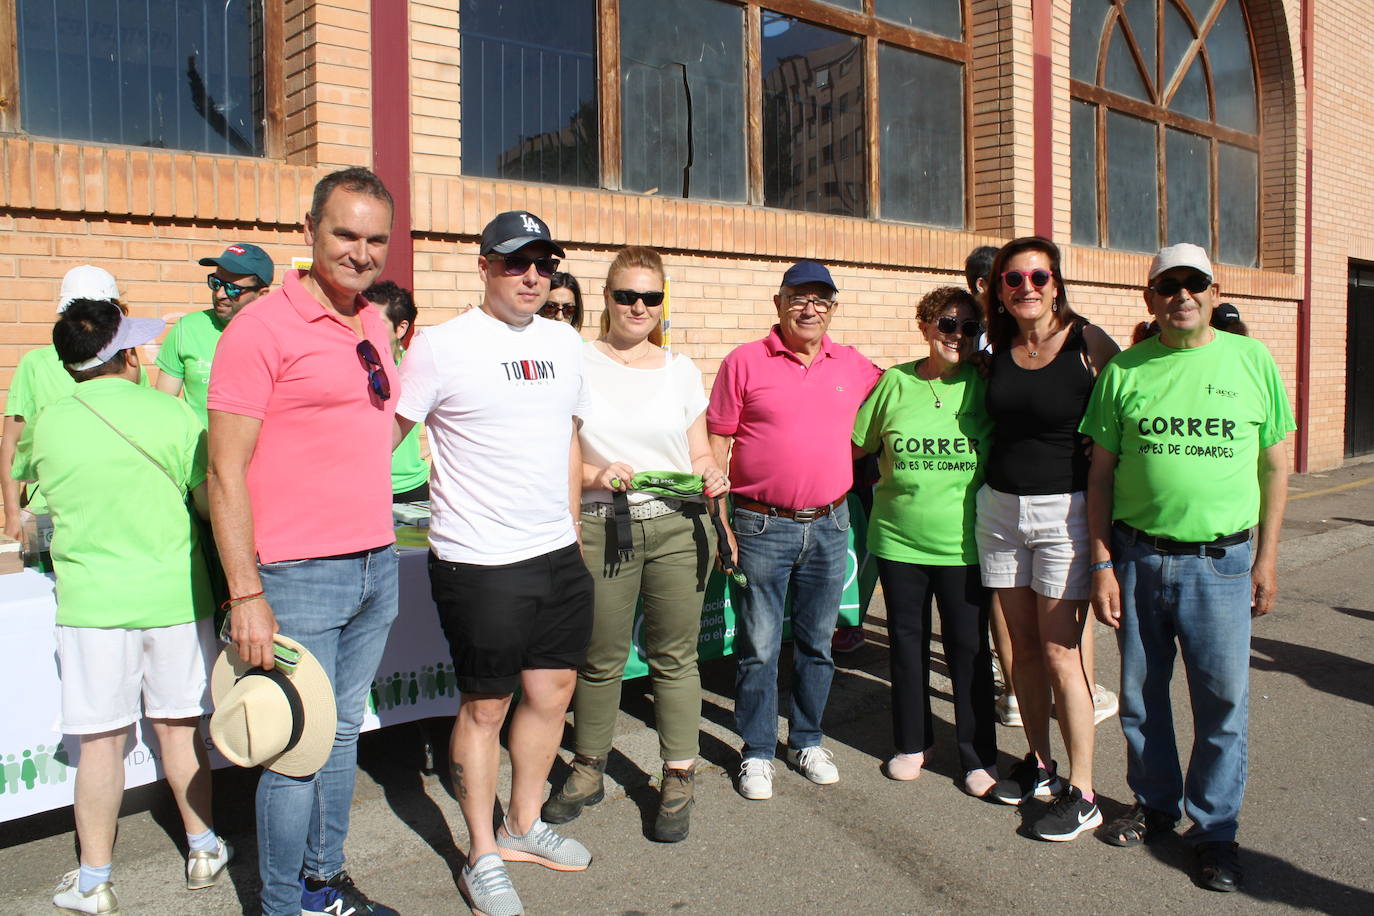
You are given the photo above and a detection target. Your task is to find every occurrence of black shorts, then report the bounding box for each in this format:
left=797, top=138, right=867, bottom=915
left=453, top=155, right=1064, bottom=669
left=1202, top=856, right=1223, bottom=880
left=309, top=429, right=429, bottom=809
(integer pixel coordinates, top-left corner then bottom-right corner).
left=428, top=542, right=594, bottom=695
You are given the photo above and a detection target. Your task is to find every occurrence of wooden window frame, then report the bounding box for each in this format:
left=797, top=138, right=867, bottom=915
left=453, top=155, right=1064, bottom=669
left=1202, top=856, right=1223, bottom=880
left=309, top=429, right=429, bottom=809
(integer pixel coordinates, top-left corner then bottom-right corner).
left=591, top=0, right=976, bottom=224
left=0, top=0, right=286, bottom=159
left=1070, top=0, right=1262, bottom=261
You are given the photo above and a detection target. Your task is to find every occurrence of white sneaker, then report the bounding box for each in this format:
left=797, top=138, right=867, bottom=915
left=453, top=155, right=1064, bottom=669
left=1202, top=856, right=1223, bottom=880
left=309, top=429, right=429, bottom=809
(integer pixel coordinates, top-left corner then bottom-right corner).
left=1093, top=684, right=1120, bottom=725
left=737, top=758, right=775, bottom=800
left=52, top=869, right=120, bottom=915
left=996, top=692, right=1022, bottom=727
left=186, top=837, right=233, bottom=890
left=787, top=746, right=839, bottom=785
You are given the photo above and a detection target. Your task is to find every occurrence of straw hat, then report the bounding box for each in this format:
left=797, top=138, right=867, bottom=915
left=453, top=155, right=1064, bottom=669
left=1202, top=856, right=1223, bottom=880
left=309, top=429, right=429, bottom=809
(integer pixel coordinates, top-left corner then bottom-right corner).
left=209, top=634, right=337, bottom=777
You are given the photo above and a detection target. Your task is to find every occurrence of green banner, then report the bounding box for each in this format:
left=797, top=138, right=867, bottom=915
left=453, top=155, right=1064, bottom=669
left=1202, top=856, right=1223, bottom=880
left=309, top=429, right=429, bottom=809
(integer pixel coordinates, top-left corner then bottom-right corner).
left=621, top=494, right=877, bottom=680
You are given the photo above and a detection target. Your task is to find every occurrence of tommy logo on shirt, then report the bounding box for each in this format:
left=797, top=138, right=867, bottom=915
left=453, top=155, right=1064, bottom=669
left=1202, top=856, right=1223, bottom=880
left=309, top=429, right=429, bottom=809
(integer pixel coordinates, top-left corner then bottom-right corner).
left=501, top=359, right=557, bottom=384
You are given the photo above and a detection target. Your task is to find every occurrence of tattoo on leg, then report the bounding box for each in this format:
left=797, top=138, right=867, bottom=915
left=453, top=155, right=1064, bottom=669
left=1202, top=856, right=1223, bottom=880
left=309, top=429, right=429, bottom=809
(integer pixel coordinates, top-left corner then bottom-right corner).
left=450, top=761, right=467, bottom=801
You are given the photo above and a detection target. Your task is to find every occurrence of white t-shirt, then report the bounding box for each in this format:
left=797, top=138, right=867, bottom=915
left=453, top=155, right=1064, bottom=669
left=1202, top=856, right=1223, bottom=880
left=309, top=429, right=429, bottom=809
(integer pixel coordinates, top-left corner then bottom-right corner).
left=579, top=343, right=709, bottom=505
left=397, top=309, right=590, bottom=565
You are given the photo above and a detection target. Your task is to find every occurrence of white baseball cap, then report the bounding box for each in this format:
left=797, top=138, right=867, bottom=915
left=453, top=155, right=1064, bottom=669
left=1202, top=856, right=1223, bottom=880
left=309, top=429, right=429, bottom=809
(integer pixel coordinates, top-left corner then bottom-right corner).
left=1148, top=243, right=1213, bottom=282
left=58, top=265, right=120, bottom=312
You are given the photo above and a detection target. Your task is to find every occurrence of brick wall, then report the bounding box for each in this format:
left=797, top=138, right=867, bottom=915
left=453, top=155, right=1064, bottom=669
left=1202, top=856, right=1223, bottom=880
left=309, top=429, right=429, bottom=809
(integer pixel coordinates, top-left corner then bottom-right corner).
left=0, top=0, right=1364, bottom=476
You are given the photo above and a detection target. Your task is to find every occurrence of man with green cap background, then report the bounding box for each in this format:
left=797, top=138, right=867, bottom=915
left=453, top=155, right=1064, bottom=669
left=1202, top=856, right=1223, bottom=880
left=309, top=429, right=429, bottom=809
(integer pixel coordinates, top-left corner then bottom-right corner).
left=155, top=243, right=274, bottom=426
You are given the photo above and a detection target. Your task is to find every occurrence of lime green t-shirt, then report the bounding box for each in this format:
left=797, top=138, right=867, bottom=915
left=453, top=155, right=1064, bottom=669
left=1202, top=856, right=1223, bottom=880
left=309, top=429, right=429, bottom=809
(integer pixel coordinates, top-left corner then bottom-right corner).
left=1079, top=331, right=1295, bottom=542
left=392, top=419, right=430, bottom=494
left=16, top=377, right=212, bottom=628
left=155, top=309, right=226, bottom=427
left=852, top=360, right=993, bottom=565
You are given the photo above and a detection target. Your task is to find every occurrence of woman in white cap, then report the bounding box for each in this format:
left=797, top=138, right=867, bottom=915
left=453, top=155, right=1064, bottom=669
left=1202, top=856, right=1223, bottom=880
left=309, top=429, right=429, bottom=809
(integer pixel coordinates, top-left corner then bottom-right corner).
left=2, top=266, right=148, bottom=546
left=542, top=245, right=728, bottom=843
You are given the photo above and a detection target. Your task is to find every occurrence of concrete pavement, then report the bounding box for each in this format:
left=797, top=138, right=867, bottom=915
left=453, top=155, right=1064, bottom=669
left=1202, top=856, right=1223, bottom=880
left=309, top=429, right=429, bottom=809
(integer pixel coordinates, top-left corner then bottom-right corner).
left=3, top=464, right=1373, bottom=914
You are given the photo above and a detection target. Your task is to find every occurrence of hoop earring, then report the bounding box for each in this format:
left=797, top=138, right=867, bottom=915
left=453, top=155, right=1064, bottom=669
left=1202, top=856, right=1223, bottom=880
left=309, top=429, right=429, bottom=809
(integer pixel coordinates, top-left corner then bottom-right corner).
left=997, top=305, right=1005, bottom=314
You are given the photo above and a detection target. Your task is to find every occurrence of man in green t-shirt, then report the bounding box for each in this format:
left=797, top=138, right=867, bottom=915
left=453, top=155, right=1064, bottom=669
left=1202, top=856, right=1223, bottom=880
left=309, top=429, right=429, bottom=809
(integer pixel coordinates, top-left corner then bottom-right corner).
left=22, top=300, right=229, bottom=914
left=155, top=243, right=274, bottom=425
left=363, top=280, right=431, bottom=502
left=1081, top=243, right=1294, bottom=894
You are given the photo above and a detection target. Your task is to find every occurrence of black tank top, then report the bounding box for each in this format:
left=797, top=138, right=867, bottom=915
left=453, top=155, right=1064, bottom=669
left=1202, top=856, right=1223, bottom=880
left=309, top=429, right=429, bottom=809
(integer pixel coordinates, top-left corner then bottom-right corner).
left=985, top=321, right=1095, bottom=495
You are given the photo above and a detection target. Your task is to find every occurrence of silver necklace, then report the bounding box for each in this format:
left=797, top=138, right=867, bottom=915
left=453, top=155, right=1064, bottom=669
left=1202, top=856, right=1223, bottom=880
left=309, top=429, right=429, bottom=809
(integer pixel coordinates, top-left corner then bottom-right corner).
left=603, top=339, right=648, bottom=365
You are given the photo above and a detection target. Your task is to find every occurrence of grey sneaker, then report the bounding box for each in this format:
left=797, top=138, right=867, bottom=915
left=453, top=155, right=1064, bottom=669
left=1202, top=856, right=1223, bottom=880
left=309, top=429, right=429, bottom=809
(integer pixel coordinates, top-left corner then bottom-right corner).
left=52, top=869, right=120, bottom=915
left=186, top=838, right=233, bottom=890
left=460, top=853, right=523, bottom=916
left=787, top=745, right=839, bottom=784
left=540, top=755, right=606, bottom=825
left=496, top=818, right=591, bottom=871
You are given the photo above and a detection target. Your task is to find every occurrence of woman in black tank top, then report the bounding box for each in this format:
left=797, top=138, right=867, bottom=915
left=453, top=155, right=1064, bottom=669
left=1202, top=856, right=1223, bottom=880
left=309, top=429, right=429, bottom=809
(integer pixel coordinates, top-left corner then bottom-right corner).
left=975, top=237, right=1120, bottom=840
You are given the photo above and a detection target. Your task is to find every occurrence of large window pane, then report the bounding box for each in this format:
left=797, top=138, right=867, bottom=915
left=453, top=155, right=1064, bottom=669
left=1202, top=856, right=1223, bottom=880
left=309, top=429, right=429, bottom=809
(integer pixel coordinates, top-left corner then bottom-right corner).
left=621, top=0, right=744, bottom=202
left=460, top=0, right=598, bottom=186
left=874, top=0, right=961, bottom=40
left=878, top=45, right=962, bottom=227
left=1165, top=128, right=1211, bottom=251
left=1208, top=0, right=1257, bottom=132
left=1106, top=111, right=1159, bottom=253
left=1105, top=23, right=1149, bottom=101
left=1071, top=101, right=1099, bottom=246
left=762, top=13, right=866, bottom=217
left=17, top=0, right=264, bottom=155
left=1071, top=0, right=1110, bottom=83
left=1217, top=144, right=1257, bottom=266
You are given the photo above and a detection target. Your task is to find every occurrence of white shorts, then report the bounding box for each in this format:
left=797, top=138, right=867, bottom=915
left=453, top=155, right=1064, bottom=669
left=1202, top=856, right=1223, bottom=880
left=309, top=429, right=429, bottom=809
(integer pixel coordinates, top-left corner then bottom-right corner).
left=975, top=485, right=1091, bottom=601
left=57, top=618, right=216, bottom=735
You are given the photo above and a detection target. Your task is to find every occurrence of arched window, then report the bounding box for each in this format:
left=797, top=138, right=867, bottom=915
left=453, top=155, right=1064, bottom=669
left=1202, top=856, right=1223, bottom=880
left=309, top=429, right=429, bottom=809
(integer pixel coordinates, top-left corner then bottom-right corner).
left=1070, top=0, right=1260, bottom=266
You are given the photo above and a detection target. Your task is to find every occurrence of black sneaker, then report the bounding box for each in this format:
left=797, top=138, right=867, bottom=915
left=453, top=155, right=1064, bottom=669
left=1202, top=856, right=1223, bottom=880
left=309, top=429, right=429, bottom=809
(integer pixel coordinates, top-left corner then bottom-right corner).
left=301, top=871, right=399, bottom=916
left=990, top=753, right=1063, bottom=805
left=1195, top=841, right=1242, bottom=892
left=1028, top=785, right=1103, bottom=841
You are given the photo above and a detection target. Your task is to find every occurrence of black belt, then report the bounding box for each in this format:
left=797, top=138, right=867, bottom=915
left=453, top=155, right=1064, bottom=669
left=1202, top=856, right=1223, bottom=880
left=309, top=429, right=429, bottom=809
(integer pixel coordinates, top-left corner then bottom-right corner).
left=734, top=495, right=845, bottom=522
left=1114, top=521, right=1250, bottom=557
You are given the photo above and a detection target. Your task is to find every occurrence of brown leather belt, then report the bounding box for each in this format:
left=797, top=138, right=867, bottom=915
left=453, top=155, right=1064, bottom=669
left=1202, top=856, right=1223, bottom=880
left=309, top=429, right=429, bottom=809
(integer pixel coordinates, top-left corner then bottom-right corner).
left=733, top=495, right=845, bottom=522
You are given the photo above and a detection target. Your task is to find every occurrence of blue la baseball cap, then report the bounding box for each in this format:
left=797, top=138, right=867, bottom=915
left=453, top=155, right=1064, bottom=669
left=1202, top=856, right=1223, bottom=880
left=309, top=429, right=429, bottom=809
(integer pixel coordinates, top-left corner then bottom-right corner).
left=781, top=260, right=836, bottom=295
left=199, top=243, right=274, bottom=287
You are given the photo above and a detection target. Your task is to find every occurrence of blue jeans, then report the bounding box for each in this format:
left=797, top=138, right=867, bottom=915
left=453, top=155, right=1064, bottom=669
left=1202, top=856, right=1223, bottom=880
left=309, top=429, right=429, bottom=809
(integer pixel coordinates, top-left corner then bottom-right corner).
left=255, top=546, right=398, bottom=916
left=732, top=502, right=850, bottom=760
left=1113, top=527, right=1252, bottom=844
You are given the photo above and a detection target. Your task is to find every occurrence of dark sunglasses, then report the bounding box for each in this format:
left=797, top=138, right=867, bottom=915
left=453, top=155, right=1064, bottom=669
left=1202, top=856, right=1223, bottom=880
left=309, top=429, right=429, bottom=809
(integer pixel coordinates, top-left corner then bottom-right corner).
left=207, top=275, right=264, bottom=300
left=610, top=289, right=666, bottom=307
left=1000, top=268, right=1053, bottom=290
left=935, top=316, right=983, bottom=337
left=540, top=303, right=578, bottom=319
left=1150, top=273, right=1212, bottom=297
left=356, top=340, right=391, bottom=403
left=487, top=253, right=560, bottom=278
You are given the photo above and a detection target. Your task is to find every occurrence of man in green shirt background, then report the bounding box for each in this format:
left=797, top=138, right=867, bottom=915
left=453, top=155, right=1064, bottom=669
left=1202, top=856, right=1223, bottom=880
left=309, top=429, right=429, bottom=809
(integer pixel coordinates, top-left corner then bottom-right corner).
left=155, top=243, right=275, bottom=426
left=1082, top=243, right=1294, bottom=894
left=20, top=299, right=229, bottom=915
left=363, top=280, right=431, bottom=503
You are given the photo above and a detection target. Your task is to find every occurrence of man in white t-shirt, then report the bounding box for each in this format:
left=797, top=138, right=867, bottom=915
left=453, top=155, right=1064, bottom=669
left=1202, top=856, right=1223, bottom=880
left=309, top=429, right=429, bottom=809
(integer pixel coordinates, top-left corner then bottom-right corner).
left=395, top=211, right=594, bottom=916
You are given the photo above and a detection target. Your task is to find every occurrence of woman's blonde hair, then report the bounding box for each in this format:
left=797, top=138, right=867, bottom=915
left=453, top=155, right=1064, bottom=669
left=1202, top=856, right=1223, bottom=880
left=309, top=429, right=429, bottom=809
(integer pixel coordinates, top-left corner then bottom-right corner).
left=601, top=245, right=665, bottom=347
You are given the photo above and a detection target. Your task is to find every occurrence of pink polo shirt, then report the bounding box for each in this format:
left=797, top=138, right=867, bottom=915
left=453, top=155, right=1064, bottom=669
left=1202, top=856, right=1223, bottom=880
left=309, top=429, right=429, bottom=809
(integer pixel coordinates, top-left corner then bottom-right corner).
left=708, top=325, right=881, bottom=510
left=208, top=270, right=398, bottom=563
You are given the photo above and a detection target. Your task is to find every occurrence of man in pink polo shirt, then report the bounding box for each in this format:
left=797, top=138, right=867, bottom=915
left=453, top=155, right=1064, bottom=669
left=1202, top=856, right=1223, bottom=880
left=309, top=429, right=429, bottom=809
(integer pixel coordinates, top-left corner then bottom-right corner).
left=207, top=167, right=400, bottom=916
left=708, top=260, right=881, bottom=801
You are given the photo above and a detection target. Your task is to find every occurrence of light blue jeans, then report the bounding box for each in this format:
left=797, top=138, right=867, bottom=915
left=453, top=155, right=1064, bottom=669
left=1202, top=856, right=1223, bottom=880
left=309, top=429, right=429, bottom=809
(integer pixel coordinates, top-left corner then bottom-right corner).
left=254, top=546, right=398, bottom=916
left=1112, top=527, right=1252, bottom=844
left=732, top=502, right=850, bottom=760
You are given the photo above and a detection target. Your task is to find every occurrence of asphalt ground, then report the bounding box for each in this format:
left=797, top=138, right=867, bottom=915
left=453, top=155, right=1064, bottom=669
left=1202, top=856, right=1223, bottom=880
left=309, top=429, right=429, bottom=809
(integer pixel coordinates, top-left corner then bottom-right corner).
left=3, top=462, right=1373, bottom=915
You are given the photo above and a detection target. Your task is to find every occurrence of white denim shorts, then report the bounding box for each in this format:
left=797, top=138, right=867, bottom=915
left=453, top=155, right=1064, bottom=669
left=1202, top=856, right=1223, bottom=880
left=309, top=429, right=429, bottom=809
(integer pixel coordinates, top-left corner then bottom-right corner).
left=57, top=617, right=215, bottom=734
left=975, top=484, right=1091, bottom=601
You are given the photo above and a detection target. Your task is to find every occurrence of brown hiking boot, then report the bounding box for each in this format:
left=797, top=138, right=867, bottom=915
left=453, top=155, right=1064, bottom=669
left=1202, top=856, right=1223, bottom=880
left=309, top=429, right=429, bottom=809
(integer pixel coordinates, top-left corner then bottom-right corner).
left=653, top=763, right=696, bottom=843
left=541, top=755, right=606, bottom=825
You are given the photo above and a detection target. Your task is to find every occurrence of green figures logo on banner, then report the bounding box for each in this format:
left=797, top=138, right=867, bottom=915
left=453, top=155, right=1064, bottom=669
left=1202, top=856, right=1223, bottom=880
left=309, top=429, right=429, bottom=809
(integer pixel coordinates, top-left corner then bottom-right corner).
left=622, top=495, right=877, bottom=680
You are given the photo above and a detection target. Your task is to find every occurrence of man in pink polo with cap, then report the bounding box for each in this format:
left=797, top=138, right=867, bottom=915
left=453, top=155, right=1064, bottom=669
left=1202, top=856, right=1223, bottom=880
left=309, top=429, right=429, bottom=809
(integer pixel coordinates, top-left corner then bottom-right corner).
left=708, top=260, right=881, bottom=801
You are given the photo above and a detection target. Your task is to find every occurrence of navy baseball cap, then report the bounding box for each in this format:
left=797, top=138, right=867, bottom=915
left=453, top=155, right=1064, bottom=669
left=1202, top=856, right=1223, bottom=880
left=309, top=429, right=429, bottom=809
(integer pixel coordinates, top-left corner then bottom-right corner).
left=480, top=211, right=566, bottom=258
left=781, top=260, right=836, bottom=295
left=1213, top=302, right=1241, bottom=325
left=199, top=243, right=274, bottom=287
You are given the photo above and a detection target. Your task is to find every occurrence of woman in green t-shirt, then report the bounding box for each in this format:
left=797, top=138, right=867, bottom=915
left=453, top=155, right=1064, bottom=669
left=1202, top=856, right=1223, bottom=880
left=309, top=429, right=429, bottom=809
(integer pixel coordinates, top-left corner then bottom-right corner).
left=852, top=286, right=999, bottom=798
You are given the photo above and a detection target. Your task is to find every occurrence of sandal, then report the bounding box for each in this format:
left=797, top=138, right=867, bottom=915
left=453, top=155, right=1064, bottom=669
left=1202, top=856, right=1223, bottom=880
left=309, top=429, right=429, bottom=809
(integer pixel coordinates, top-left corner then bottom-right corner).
left=1105, top=803, right=1177, bottom=847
